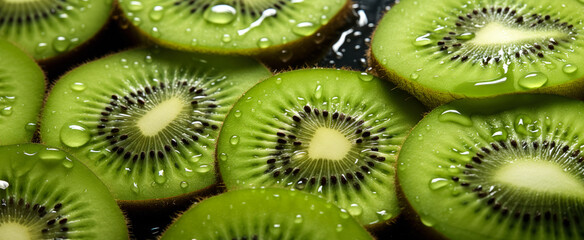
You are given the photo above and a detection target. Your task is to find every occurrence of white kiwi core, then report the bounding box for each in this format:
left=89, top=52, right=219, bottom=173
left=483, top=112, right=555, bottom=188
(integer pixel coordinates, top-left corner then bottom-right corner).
left=0, top=222, right=32, bottom=240
left=137, top=97, right=185, bottom=136
left=308, top=127, right=352, bottom=161
left=470, top=22, right=565, bottom=45
left=494, top=160, right=584, bottom=198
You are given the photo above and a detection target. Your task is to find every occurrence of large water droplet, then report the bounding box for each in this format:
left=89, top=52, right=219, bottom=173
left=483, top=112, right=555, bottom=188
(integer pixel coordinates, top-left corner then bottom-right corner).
left=39, top=148, right=66, bottom=165
left=69, top=82, right=86, bottom=92
left=149, top=6, right=164, bottom=21
left=514, top=115, right=532, bottom=136
left=25, top=122, right=37, bottom=132
left=219, top=152, right=228, bottom=161
left=180, top=181, right=189, bottom=189
left=1, top=106, right=12, bottom=116
left=195, top=164, right=211, bottom=173
left=127, top=0, right=144, bottom=11
left=438, top=109, right=473, bottom=126
left=60, top=123, right=91, bottom=148
left=518, top=72, right=548, bottom=89
left=257, top=37, right=272, bottom=49
left=292, top=22, right=319, bottom=36
left=154, top=170, right=167, bottom=184
left=203, top=4, right=237, bottom=24
left=562, top=64, right=578, bottom=74
left=413, top=33, right=432, bottom=46
left=233, top=110, right=242, bottom=118
left=359, top=72, right=373, bottom=81
left=339, top=209, right=350, bottom=219
left=491, top=128, right=508, bottom=141
left=376, top=210, right=393, bottom=221
left=190, top=154, right=202, bottom=163
left=295, top=178, right=307, bottom=190
left=0, top=180, right=8, bottom=190
left=420, top=216, right=435, bottom=227
left=53, top=36, right=69, bottom=52
left=429, top=178, right=449, bottom=190
left=347, top=203, right=363, bottom=216
left=230, top=135, right=240, bottom=145
left=35, top=42, right=48, bottom=54
left=62, top=159, right=74, bottom=169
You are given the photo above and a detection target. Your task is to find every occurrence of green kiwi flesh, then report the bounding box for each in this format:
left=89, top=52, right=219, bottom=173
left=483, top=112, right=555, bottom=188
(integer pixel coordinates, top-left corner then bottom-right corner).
left=0, top=144, right=128, bottom=239
left=398, top=94, right=584, bottom=240
left=118, top=0, right=351, bottom=61
left=370, top=0, right=584, bottom=107
left=217, top=68, right=426, bottom=226
left=0, top=0, right=114, bottom=61
left=40, top=47, right=271, bottom=202
left=160, top=188, right=373, bottom=239
left=0, top=39, right=45, bottom=145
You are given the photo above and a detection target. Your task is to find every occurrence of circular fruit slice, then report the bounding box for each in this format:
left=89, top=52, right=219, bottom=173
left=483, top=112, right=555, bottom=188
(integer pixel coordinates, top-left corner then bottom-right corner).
left=398, top=94, right=584, bottom=240
left=217, top=69, right=425, bottom=226
left=117, top=0, right=352, bottom=65
left=0, top=39, right=45, bottom=145
left=160, top=188, right=373, bottom=239
left=40, top=47, right=271, bottom=203
left=0, top=144, right=128, bottom=239
left=370, top=0, right=584, bottom=107
left=0, top=0, right=114, bottom=61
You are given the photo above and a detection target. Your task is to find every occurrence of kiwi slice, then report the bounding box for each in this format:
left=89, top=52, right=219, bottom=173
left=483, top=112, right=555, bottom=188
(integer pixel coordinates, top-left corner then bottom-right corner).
left=0, top=0, right=114, bottom=61
left=397, top=94, right=584, bottom=239
left=0, top=39, right=45, bottom=145
left=40, top=47, right=271, bottom=204
left=216, top=68, right=426, bottom=226
left=0, top=144, right=128, bottom=239
left=370, top=0, right=584, bottom=107
left=160, top=188, right=373, bottom=239
left=117, top=0, right=352, bottom=66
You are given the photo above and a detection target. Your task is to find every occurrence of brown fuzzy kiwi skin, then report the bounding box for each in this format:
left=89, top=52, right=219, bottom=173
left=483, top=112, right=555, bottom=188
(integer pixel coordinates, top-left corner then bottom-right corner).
left=117, top=0, right=355, bottom=69
left=366, top=34, right=584, bottom=109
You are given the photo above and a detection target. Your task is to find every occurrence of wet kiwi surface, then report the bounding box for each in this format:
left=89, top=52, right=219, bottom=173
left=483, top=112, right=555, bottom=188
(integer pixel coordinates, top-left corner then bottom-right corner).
left=160, top=188, right=373, bottom=239
left=0, top=143, right=128, bottom=239
left=0, top=0, right=114, bottom=61
left=398, top=94, right=584, bottom=240
left=217, top=68, right=425, bottom=226
left=40, top=47, right=271, bottom=203
left=0, top=39, right=45, bottom=145
left=370, top=0, right=584, bottom=107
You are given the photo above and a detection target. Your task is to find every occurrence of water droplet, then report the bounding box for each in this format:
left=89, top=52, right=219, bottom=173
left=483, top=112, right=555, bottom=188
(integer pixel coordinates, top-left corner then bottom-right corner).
left=514, top=115, right=533, bottom=136
left=292, top=22, right=319, bottom=36
left=230, top=135, right=240, bottom=145
left=438, top=109, right=473, bottom=126
left=150, top=27, right=161, bottom=38
left=53, top=36, right=69, bottom=52
left=39, top=148, right=66, bottom=165
left=491, top=128, right=508, bottom=141
left=190, top=154, right=202, bottom=163
left=359, top=72, right=373, bottom=81
left=420, top=216, right=435, bottom=227
left=279, top=49, right=293, bottom=63
left=203, top=4, right=237, bottom=24
left=0, top=180, right=8, bottom=190
left=62, top=159, right=74, bottom=169
left=410, top=73, right=419, bottom=80
left=294, top=214, right=303, bottom=224
left=191, top=38, right=198, bottom=46
left=221, top=34, right=232, bottom=43
left=127, top=0, right=144, bottom=11
left=562, top=64, right=578, bottom=74
left=154, top=170, right=167, bottom=184
left=25, top=122, right=37, bottom=132
left=149, top=5, right=164, bottom=21
left=275, top=78, right=282, bottom=84
left=376, top=210, right=393, bottom=221
left=59, top=123, right=91, bottom=148
left=518, top=72, right=548, bottom=89
left=144, top=55, right=153, bottom=63
left=339, top=209, right=350, bottom=219
left=233, top=110, right=242, bottom=117
left=196, top=164, right=211, bottom=173
left=456, top=32, right=475, bottom=40
left=180, top=181, right=189, bottom=189
left=219, top=153, right=228, bottom=161
left=314, top=85, right=322, bottom=99
left=257, top=37, right=272, bottom=48
left=413, top=33, right=432, bottom=46
left=336, top=224, right=343, bottom=232
left=131, top=182, right=140, bottom=194
left=347, top=203, right=363, bottom=216
left=69, top=82, right=86, bottom=92
left=295, top=178, right=307, bottom=190
left=1, top=106, right=12, bottom=116
left=35, top=42, right=48, bottom=54
left=429, top=178, right=449, bottom=190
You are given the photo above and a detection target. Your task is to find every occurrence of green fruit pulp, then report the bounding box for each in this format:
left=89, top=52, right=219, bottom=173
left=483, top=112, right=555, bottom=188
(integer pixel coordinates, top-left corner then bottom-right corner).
left=371, top=0, right=584, bottom=100
left=217, top=68, right=425, bottom=225
left=0, top=39, right=45, bottom=145
left=160, top=188, right=373, bottom=239
left=0, top=144, right=128, bottom=239
left=398, top=94, right=584, bottom=240
left=40, top=47, right=271, bottom=201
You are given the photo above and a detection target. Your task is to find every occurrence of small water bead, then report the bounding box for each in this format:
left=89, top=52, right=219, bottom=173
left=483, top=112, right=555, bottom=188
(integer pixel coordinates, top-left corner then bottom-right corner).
left=413, top=33, right=432, bottom=46
left=222, top=34, right=232, bottom=43
left=563, top=64, right=578, bottom=74
left=69, top=82, right=86, bottom=92
left=410, top=73, right=419, bottom=80
left=62, top=159, right=74, bottom=169
left=292, top=22, right=319, bottom=36
left=191, top=39, right=198, bottom=46
left=1, top=106, right=12, bottom=116
left=149, top=6, right=164, bottom=21
left=376, top=210, right=392, bottom=221
left=429, top=178, right=449, bottom=190
left=154, top=170, right=167, bottom=184
left=358, top=72, right=373, bottom=81
left=150, top=27, right=161, bottom=38
left=275, top=77, right=282, bottom=84
left=53, top=36, right=69, bottom=52
left=203, top=4, right=237, bottom=25
left=59, top=123, right=91, bottom=148
left=127, top=1, right=144, bottom=11
left=230, top=135, right=240, bottom=145
left=438, top=109, right=473, bottom=127
left=314, top=85, right=322, bottom=99
left=180, top=181, right=189, bottom=189
left=279, top=49, right=293, bottom=63
left=0, top=180, right=8, bottom=190
left=144, top=55, right=153, bottom=63
left=190, top=154, right=202, bottom=163
left=491, top=128, right=508, bottom=141
left=257, top=37, right=272, bottom=48
left=219, top=153, right=228, bottom=161
left=25, top=122, right=37, bottom=132
left=131, top=182, right=140, bottom=194
left=456, top=32, right=475, bottom=40
left=233, top=110, right=242, bottom=118
left=339, top=209, right=350, bottom=219
left=196, top=164, right=211, bottom=173
left=420, top=216, right=435, bottom=227
left=294, top=214, right=303, bottom=224
left=518, top=72, right=548, bottom=89
left=39, top=148, right=66, bottom=165
left=336, top=224, right=343, bottom=232
left=347, top=204, right=363, bottom=217
left=35, top=42, right=48, bottom=54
